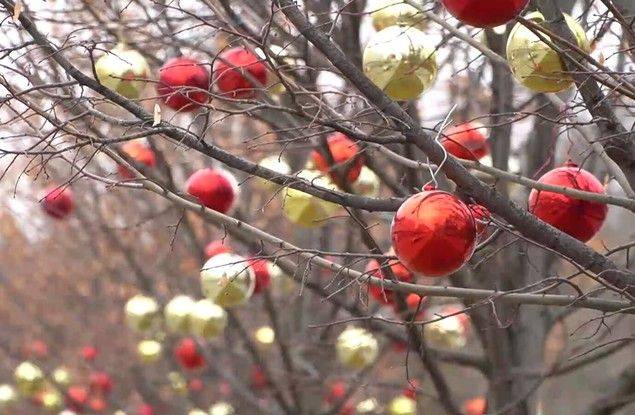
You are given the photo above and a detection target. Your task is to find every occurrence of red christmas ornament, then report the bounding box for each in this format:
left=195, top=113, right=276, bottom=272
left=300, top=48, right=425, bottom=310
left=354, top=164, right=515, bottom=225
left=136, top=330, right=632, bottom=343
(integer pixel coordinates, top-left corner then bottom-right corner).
left=137, top=403, right=154, bottom=415
left=339, top=403, right=354, bottom=415
left=468, top=204, right=491, bottom=235
left=250, top=365, right=268, bottom=390
left=214, top=47, right=267, bottom=99
left=391, top=190, right=477, bottom=277
left=41, top=185, right=74, bottom=219
left=205, top=240, right=233, bottom=258
left=186, top=168, right=237, bottom=213
left=365, top=258, right=415, bottom=305
left=325, top=381, right=347, bottom=404
left=174, top=338, right=205, bottom=370
left=188, top=378, right=204, bottom=392
left=463, top=397, right=487, bottom=415
left=118, top=141, right=157, bottom=179
left=66, top=386, right=89, bottom=411
left=311, top=132, right=364, bottom=185
left=248, top=258, right=272, bottom=294
left=442, top=0, right=529, bottom=28
left=157, top=57, right=210, bottom=111
left=402, top=379, right=421, bottom=400
left=392, top=339, right=408, bottom=353
left=89, top=397, right=107, bottom=412
left=81, top=346, right=99, bottom=362
left=219, top=381, right=232, bottom=396
left=405, top=293, right=426, bottom=310
left=89, top=372, right=113, bottom=395
left=24, top=340, right=49, bottom=359
left=441, top=123, right=489, bottom=161
left=528, top=163, right=607, bottom=242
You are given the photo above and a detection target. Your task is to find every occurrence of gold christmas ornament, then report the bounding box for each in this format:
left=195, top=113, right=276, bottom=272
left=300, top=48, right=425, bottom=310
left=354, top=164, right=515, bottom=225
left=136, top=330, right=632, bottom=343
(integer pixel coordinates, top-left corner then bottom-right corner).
left=164, top=295, right=196, bottom=334
left=356, top=398, right=381, bottom=414
left=363, top=26, right=437, bottom=101
left=201, top=253, right=256, bottom=308
left=282, top=169, right=339, bottom=228
left=507, top=12, right=589, bottom=93
left=190, top=299, right=228, bottom=339
left=95, top=43, right=150, bottom=99
left=424, top=314, right=468, bottom=349
left=352, top=166, right=381, bottom=198
left=52, top=367, right=72, bottom=388
left=124, top=295, right=159, bottom=332
left=137, top=340, right=163, bottom=364
left=255, top=155, right=292, bottom=191
left=388, top=396, right=417, bottom=415
left=41, top=388, right=63, bottom=412
left=0, top=384, right=17, bottom=409
left=168, top=371, right=188, bottom=396
left=254, top=325, right=276, bottom=351
left=209, top=402, right=235, bottom=415
left=14, top=361, right=45, bottom=396
left=370, top=0, right=427, bottom=31
left=336, top=326, right=379, bottom=370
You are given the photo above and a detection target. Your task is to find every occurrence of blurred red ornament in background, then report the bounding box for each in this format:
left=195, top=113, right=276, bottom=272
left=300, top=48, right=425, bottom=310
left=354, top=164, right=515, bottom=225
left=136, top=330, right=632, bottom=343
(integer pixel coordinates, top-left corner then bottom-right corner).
left=402, top=379, right=421, bottom=400
left=42, top=185, right=74, bottom=219
left=89, top=371, right=113, bottom=395
left=205, top=240, right=233, bottom=258
left=325, top=380, right=347, bottom=404
left=441, top=123, right=489, bottom=161
left=89, top=397, right=107, bottom=412
left=405, top=293, right=426, bottom=310
left=186, top=168, right=237, bottom=213
left=214, top=47, right=267, bottom=98
left=250, top=365, right=268, bottom=390
left=66, top=385, right=89, bottom=411
left=81, top=346, right=99, bottom=362
left=118, top=141, right=157, bottom=179
left=219, top=381, right=232, bottom=396
left=528, top=163, right=607, bottom=242
left=24, top=340, right=49, bottom=359
left=391, top=190, right=477, bottom=277
left=442, top=0, right=529, bottom=27
left=189, top=378, right=204, bottom=392
left=365, top=258, right=415, bottom=305
left=157, top=57, right=210, bottom=111
left=137, top=403, right=154, bottom=415
left=463, top=396, right=487, bottom=415
left=248, top=257, right=273, bottom=294
left=312, top=132, right=364, bottom=185
left=175, top=338, right=205, bottom=370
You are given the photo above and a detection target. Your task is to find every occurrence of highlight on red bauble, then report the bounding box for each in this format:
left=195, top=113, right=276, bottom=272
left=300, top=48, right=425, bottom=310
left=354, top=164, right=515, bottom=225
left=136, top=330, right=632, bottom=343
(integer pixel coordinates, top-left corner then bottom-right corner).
left=365, top=258, right=415, bottom=305
left=391, top=189, right=477, bottom=277
left=185, top=168, right=238, bottom=213
left=157, top=57, right=210, bottom=111
left=463, top=396, right=487, bottom=415
left=311, top=132, right=364, bottom=185
left=89, top=371, right=113, bottom=395
left=441, top=122, right=489, bottom=161
left=81, top=345, right=99, bottom=362
left=248, top=257, right=272, bottom=294
left=528, top=162, right=607, bottom=242
left=250, top=365, right=268, bottom=390
left=213, top=47, right=267, bottom=99
left=205, top=240, right=233, bottom=258
left=442, top=0, right=529, bottom=28
left=118, top=141, right=157, bottom=179
left=41, top=185, right=74, bottom=219
left=174, top=338, right=205, bottom=370
left=468, top=203, right=491, bottom=235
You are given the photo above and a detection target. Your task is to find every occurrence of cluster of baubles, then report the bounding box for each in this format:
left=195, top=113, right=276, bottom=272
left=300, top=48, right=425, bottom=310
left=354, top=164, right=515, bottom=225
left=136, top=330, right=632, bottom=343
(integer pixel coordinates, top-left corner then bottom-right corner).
left=324, top=379, right=420, bottom=415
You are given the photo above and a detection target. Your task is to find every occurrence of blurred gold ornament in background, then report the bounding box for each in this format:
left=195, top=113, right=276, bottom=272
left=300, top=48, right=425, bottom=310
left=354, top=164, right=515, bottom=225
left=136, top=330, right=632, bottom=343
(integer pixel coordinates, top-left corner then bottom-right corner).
left=124, top=295, right=159, bottom=332
left=190, top=299, right=228, bottom=339
left=0, top=384, right=17, bottom=409
left=164, top=295, right=196, bottom=334
left=95, top=43, right=150, bottom=99
left=424, top=312, right=468, bottom=349
left=336, top=326, right=379, bottom=369
left=370, top=0, right=428, bottom=31
left=254, top=325, right=276, bottom=351
left=209, top=401, right=236, bottom=415
left=40, top=388, right=63, bottom=411
left=352, top=166, right=381, bottom=198
left=52, top=367, right=72, bottom=388
left=168, top=371, right=188, bottom=396
left=388, top=396, right=417, bottom=415
left=507, top=12, right=589, bottom=93
left=357, top=397, right=381, bottom=414
left=363, top=26, right=437, bottom=101
left=282, top=170, right=340, bottom=228
left=201, top=253, right=256, bottom=308
left=255, top=155, right=292, bottom=191
left=14, top=361, right=45, bottom=396
left=188, top=409, right=208, bottom=415
left=137, top=340, right=163, bottom=364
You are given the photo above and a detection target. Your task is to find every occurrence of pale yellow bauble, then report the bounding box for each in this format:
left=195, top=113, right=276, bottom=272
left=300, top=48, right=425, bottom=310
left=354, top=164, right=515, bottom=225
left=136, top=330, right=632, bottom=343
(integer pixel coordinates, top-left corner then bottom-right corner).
left=41, top=388, right=63, bottom=411
left=14, top=361, right=44, bottom=396
left=95, top=43, right=150, bottom=99
left=136, top=340, right=163, bottom=364
left=424, top=314, right=467, bottom=349
left=190, top=299, right=228, bottom=339
left=507, top=12, right=589, bottom=93
left=352, top=166, right=381, bottom=198
left=363, top=26, right=437, bottom=101
left=255, top=155, right=292, bottom=191
left=209, top=402, right=235, bottom=415
left=388, top=396, right=417, bottom=415
left=200, top=253, right=255, bottom=308
left=124, top=295, right=159, bottom=332
left=283, top=170, right=340, bottom=228
left=370, top=0, right=427, bottom=31
left=254, top=325, right=276, bottom=351
left=188, top=409, right=208, bottom=415
left=0, top=384, right=17, bottom=409
left=167, top=371, right=187, bottom=396
left=356, top=398, right=380, bottom=413
left=335, top=326, right=379, bottom=370
left=164, top=295, right=196, bottom=334
left=52, top=367, right=72, bottom=388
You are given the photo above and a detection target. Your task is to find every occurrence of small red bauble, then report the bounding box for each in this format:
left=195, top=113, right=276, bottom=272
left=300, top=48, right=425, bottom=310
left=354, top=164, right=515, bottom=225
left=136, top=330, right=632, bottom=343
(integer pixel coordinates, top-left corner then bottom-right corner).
left=365, top=258, right=414, bottom=305
left=250, top=365, right=268, bottom=390
left=468, top=203, right=491, bottom=235
left=214, top=47, right=267, bottom=99
left=89, top=371, right=113, bottom=395
left=81, top=345, right=99, bottom=362
left=137, top=403, right=154, bottom=415
left=441, top=123, right=489, bottom=161
left=185, top=168, right=237, bottom=213
left=157, top=57, right=210, bottom=111
left=463, top=397, right=487, bottom=415
left=89, top=397, right=107, bottom=412
left=205, top=240, right=233, bottom=258
left=24, top=340, right=48, bottom=359
left=442, top=0, right=529, bottom=28
left=402, top=379, right=421, bottom=400
left=325, top=381, right=347, bottom=404
left=118, top=141, right=157, bottom=179
left=42, top=185, right=74, bottom=219
left=391, top=190, right=477, bottom=277
left=405, top=293, right=426, bottom=310
left=219, top=381, right=232, bottom=396
left=248, top=258, right=272, bottom=294
left=66, top=385, right=88, bottom=410
left=528, top=163, right=607, bottom=242
left=311, top=132, right=364, bottom=185
left=175, top=338, right=205, bottom=370
left=189, top=378, right=204, bottom=392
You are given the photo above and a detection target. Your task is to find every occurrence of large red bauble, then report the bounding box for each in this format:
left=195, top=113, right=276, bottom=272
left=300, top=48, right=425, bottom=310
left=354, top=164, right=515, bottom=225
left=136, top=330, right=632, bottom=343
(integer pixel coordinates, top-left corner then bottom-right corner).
left=311, top=132, right=364, bottom=185
left=205, top=239, right=233, bottom=258
left=214, top=47, right=267, bottom=99
left=185, top=168, right=237, bottom=213
left=157, top=57, right=210, bottom=111
left=528, top=164, right=607, bottom=242
left=463, top=397, right=487, bottom=415
left=42, top=185, right=74, bottom=219
left=442, top=0, right=529, bottom=28
left=89, top=371, right=113, bottom=395
left=365, top=258, right=414, bottom=305
left=81, top=345, right=98, bottom=362
left=248, top=258, right=272, bottom=294
left=391, top=190, right=477, bottom=277
left=441, top=123, right=489, bottom=161
left=174, top=338, right=205, bottom=370
left=118, top=141, right=157, bottom=179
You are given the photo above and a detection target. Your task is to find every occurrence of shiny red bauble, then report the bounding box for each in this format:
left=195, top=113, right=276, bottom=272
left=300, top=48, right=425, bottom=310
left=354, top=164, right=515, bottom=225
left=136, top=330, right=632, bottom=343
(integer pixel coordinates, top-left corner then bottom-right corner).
left=89, top=372, right=113, bottom=395
left=250, top=365, right=268, bottom=390
left=157, top=57, right=210, bottom=111
left=325, top=381, right=347, bottom=404
left=81, top=345, right=98, bottom=362
left=186, top=168, right=237, bottom=213
left=214, top=47, right=267, bottom=99
left=391, top=190, right=477, bottom=277
left=442, top=0, right=529, bottom=28
left=405, top=293, right=426, bottom=310
left=205, top=239, right=233, bottom=257
left=248, top=258, right=272, bottom=294
left=463, top=397, right=487, bottom=415
left=312, top=132, right=364, bottom=185
left=175, top=338, right=205, bottom=370
left=118, top=141, right=157, bottom=179
left=188, top=378, right=204, bottom=392
left=66, top=385, right=89, bottom=411
left=42, top=185, right=74, bottom=219
left=441, top=123, right=489, bottom=161
left=528, top=163, right=607, bottom=242
left=365, top=258, right=415, bottom=305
